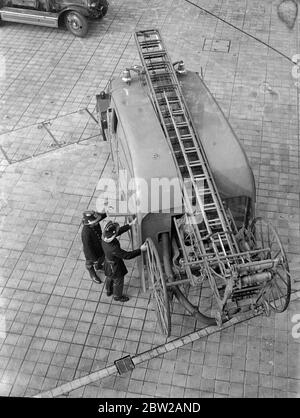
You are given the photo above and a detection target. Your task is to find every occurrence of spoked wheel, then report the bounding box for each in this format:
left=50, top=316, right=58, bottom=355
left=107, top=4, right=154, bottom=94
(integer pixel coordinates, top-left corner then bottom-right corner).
left=145, top=238, right=171, bottom=336
left=64, top=11, right=88, bottom=37
left=250, top=217, right=291, bottom=313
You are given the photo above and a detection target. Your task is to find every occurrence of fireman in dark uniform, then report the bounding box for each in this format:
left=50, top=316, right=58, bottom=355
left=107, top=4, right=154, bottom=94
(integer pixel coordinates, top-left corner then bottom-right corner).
left=102, top=219, right=147, bottom=302
left=81, top=210, right=107, bottom=284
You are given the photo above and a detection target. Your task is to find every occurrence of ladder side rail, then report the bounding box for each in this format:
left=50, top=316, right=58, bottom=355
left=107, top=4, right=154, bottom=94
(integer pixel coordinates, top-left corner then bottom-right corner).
left=155, top=100, right=211, bottom=257
left=163, top=89, right=236, bottom=265
left=139, top=68, right=210, bottom=257
left=163, top=94, right=217, bottom=236
left=135, top=31, right=233, bottom=238
left=135, top=30, right=242, bottom=257
left=173, top=88, right=243, bottom=258
left=134, top=29, right=242, bottom=262
left=164, top=93, right=238, bottom=260
left=141, top=69, right=215, bottom=241
left=141, top=67, right=238, bottom=261
left=135, top=29, right=231, bottom=231
left=162, top=72, right=243, bottom=258
left=171, top=85, right=238, bottom=238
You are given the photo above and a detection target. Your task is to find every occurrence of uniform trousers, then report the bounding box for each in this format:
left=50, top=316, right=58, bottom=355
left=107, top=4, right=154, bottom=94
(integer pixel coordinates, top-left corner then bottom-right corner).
left=105, top=276, right=124, bottom=298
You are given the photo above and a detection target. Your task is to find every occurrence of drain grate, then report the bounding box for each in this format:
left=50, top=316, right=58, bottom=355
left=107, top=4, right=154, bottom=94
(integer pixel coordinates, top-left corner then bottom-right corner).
left=203, top=38, right=231, bottom=53
left=114, top=355, right=135, bottom=375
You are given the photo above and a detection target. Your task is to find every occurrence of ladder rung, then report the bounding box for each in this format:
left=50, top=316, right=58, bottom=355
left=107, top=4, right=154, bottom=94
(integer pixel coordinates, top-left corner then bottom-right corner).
left=136, top=30, right=160, bottom=37
left=188, top=161, right=202, bottom=167
left=140, top=40, right=161, bottom=47
left=181, top=134, right=193, bottom=140
left=150, top=75, right=173, bottom=83
left=172, top=110, right=184, bottom=116
left=208, top=219, right=222, bottom=225
left=176, top=121, right=189, bottom=128
left=147, top=62, right=171, bottom=71
left=150, top=71, right=173, bottom=78
left=144, top=50, right=166, bottom=59
left=157, top=98, right=179, bottom=107
left=204, top=203, right=217, bottom=210
left=194, top=174, right=207, bottom=180
left=154, top=84, right=177, bottom=92
left=212, top=240, right=228, bottom=247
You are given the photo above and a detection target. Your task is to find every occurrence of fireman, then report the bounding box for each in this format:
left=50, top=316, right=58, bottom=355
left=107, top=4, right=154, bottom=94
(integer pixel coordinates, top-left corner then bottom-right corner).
left=81, top=210, right=107, bottom=284
left=102, top=218, right=147, bottom=302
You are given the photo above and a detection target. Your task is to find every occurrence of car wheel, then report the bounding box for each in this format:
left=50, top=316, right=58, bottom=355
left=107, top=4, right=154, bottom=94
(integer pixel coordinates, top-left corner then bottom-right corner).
left=101, top=6, right=108, bottom=17
left=64, top=11, right=88, bottom=37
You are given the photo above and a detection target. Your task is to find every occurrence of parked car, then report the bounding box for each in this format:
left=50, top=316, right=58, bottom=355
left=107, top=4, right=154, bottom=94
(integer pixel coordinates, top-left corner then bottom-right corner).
left=0, top=0, right=108, bottom=37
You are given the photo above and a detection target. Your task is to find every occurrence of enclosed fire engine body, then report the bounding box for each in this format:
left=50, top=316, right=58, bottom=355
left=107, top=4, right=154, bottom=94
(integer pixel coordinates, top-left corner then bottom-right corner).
left=97, top=29, right=291, bottom=335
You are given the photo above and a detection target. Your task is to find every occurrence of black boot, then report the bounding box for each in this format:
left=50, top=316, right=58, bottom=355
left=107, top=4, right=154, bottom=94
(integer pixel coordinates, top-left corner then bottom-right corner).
left=88, top=267, right=102, bottom=284
left=114, top=295, right=129, bottom=302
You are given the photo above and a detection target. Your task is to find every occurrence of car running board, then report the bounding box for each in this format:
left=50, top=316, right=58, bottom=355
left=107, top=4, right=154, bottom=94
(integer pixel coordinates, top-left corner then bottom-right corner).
left=0, top=7, right=58, bottom=27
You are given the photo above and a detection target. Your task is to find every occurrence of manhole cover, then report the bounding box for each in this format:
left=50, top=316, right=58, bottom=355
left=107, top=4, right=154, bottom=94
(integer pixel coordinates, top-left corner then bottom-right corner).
left=203, top=38, right=231, bottom=53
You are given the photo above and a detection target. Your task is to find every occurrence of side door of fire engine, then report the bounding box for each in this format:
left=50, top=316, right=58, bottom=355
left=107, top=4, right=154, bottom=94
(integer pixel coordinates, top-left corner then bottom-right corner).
left=96, top=92, right=119, bottom=171
left=107, top=107, right=119, bottom=173
left=96, top=91, right=110, bottom=143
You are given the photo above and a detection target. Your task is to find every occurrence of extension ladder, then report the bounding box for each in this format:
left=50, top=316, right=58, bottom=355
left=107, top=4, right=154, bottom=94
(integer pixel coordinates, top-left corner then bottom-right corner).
left=134, top=29, right=241, bottom=265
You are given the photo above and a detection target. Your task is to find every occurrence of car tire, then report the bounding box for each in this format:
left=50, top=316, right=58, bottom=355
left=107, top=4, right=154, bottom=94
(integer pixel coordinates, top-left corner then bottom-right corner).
left=64, top=11, right=88, bottom=37
left=101, top=5, right=108, bottom=17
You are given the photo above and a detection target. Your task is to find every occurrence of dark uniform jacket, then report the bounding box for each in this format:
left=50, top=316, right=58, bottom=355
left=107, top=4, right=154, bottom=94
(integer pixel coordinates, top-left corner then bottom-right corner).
left=81, top=214, right=107, bottom=262
left=102, top=225, right=141, bottom=278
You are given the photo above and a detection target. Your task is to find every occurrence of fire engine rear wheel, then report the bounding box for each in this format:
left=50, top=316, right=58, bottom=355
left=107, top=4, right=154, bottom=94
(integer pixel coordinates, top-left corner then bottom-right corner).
left=145, top=238, right=171, bottom=337
left=251, top=218, right=291, bottom=313
left=64, top=11, right=88, bottom=37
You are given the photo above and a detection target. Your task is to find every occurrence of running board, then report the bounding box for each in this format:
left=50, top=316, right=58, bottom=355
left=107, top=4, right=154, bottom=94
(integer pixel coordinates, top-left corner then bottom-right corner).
left=0, top=7, right=58, bottom=27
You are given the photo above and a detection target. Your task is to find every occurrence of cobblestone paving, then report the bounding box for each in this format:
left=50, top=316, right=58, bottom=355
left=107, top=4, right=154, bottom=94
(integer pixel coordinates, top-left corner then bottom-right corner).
left=0, top=0, right=299, bottom=398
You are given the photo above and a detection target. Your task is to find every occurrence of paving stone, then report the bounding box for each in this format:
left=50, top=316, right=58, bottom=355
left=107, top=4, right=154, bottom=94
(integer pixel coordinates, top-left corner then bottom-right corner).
left=200, top=378, right=215, bottom=392
left=155, top=383, right=171, bottom=397
left=229, top=383, right=244, bottom=398
left=141, top=382, right=157, bottom=396
left=128, top=379, right=143, bottom=394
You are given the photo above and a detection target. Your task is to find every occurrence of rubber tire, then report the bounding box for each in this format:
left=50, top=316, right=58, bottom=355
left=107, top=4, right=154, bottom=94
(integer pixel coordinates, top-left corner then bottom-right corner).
left=65, top=11, right=88, bottom=37
left=101, top=5, right=108, bottom=17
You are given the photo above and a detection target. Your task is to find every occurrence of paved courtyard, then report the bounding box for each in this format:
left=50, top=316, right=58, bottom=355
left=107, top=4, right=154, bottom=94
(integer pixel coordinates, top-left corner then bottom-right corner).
left=0, top=0, right=300, bottom=398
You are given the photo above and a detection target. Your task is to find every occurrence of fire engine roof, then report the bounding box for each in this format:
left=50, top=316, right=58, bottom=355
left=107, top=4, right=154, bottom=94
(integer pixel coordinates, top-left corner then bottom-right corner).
left=110, top=69, right=255, bottom=208
left=110, top=74, right=179, bottom=183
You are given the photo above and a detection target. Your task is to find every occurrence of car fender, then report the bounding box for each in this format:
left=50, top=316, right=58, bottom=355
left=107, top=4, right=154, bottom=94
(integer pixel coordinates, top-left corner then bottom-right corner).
left=58, top=6, right=90, bottom=19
